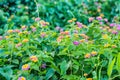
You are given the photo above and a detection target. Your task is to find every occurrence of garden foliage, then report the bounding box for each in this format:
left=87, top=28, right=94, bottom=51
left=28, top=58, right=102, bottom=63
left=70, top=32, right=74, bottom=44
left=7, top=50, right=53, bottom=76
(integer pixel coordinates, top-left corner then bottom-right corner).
left=0, top=0, right=120, bottom=80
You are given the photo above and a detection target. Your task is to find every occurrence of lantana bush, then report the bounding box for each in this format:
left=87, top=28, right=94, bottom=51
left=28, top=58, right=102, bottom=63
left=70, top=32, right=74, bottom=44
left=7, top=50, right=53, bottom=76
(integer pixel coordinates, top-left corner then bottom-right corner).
left=0, top=16, right=120, bottom=80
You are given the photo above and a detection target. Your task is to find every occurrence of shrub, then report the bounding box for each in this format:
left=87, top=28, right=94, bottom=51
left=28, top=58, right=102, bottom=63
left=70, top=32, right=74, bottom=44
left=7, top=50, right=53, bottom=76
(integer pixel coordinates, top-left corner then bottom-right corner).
left=0, top=16, right=120, bottom=80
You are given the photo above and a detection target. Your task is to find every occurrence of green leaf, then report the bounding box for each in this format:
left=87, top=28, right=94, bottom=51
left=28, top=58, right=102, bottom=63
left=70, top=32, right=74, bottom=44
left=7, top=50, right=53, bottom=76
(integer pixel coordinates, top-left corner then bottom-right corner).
left=31, top=64, right=40, bottom=71
left=45, top=68, right=55, bottom=80
left=116, top=53, right=120, bottom=73
left=60, top=60, right=71, bottom=75
left=0, top=66, right=13, bottom=80
left=12, top=59, right=19, bottom=64
left=107, top=57, right=116, bottom=77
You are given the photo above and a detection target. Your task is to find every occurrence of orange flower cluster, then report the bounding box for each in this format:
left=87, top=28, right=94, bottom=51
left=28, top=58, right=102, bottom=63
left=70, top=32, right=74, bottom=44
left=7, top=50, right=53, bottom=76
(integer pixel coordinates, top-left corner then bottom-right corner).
left=30, top=56, right=38, bottom=62
left=84, top=51, right=97, bottom=58
left=86, top=78, right=93, bottom=80
left=57, top=36, right=64, bottom=42
left=40, top=20, right=49, bottom=26
left=68, top=18, right=77, bottom=23
left=60, top=31, right=70, bottom=35
left=22, top=64, right=30, bottom=70
left=80, top=34, right=89, bottom=39
left=18, top=76, right=26, bottom=80
left=22, top=39, right=29, bottom=43
left=16, top=43, right=22, bottom=48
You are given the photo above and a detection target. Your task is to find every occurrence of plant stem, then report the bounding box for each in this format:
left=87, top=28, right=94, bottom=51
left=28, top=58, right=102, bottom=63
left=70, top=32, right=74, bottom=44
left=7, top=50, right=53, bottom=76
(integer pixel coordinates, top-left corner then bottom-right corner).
left=110, top=75, right=120, bottom=80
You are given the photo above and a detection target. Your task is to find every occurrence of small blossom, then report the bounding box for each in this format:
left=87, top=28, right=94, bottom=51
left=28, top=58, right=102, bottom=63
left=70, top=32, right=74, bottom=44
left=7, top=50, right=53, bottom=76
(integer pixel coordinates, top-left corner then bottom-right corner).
left=60, top=31, right=69, bottom=35
left=22, top=39, right=29, bottom=43
left=22, top=64, right=30, bottom=70
left=64, top=31, right=69, bottom=35
left=59, top=36, right=64, bottom=39
left=96, top=16, right=102, bottom=20
left=41, top=63, right=46, bottom=69
left=74, top=34, right=79, bottom=38
left=111, top=45, right=117, bottom=48
left=7, top=30, right=13, bottom=33
left=73, top=41, right=80, bottom=45
left=30, top=56, right=38, bottom=62
left=102, top=34, right=108, bottom=39
left=108, top=29, right=112, bottom=32
left=57, top=36, right=64, bottom=42
left=104, top=18, right=108, bottom=22
left=89, top=17, right=94, bottom=22
left=117, top=25, right=120, bottom=30
left=110, top=23, right=115, bottom=27
left=21, top=26, right=27, bottom=30
left=80, top=34, right=89, bottom=39
left=84, top=53, right=91, bottom=58
left=14, top=29, right=21, bottom=33
left=35, top=17, right=40, bottom=21
left=91, top=51, right=97, bottom=56
left=104, top=44, right=110, bottom=48
left=97, top=8, right=101, bottom=12
left=84, top=73, right=88, bottom=77
left=86, top=78, right=93, bottom=80
left=30, top=26, right=36, bottom=32
left=79, top=39, right=86, bottom=43
left=57, top=38, right=62, bottom=42
left=111, top=30, right=118, bottom=34
left=99, top=22, right=103, bottom=25
left=68, top=20, right=73, bottom=23
left=60, top=28, right=64, bottom=32
left=100, top=14, right=104, bottom=17
left=16, top=43, right=22, bottom=48
left=18, top=76, right=26, bottom=80
left=40, top=32, right=46, bottom=38
left=40, top=20, right=49, bottom=26
left=72, top=18, right=77, bottom=21
left=0, top=36, right=3, bottom=40
left=76, top=22, right=83, bottom=28
left=55, top=26, right=60, bottom=30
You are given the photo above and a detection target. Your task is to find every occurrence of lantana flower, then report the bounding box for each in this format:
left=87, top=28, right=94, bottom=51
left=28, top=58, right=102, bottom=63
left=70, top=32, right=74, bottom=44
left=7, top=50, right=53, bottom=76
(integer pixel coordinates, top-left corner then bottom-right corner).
left=84, top=53, right=91, bottom=58
left=18, top=76, right=26, bottom=80
left=102, top=34, right=108, bottom=39
left=22, top=39, right=29, bottom=43
left=22, top=64, right=30, bottom=70
left=87, top=78, right=93, bottom=80
left=73, top=41, right=80, bottom=45
left=7, top=30, right=13, bottom=33
left=91, top=51, right=97, bottom=56
left=30, top=56, right=38, bottom=62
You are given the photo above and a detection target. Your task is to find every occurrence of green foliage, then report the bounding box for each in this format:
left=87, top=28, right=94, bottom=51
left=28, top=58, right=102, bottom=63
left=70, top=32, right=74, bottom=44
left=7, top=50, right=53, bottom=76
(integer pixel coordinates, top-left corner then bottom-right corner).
left=0, top=0, right=120, bottom=80
left=0, top=0, right=120, bottom=31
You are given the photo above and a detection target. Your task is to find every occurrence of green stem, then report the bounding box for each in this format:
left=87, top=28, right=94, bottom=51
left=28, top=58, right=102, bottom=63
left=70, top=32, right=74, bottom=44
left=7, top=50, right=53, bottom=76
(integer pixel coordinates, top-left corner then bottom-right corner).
left=109, top=75, right=120, bottom=80
left=34, top=0, right=41, bottom=27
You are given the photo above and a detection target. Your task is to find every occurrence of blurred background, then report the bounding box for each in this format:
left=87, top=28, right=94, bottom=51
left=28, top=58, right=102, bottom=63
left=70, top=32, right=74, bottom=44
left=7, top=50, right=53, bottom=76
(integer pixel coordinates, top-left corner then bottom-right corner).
left=0, top=0, right=120, bottom=34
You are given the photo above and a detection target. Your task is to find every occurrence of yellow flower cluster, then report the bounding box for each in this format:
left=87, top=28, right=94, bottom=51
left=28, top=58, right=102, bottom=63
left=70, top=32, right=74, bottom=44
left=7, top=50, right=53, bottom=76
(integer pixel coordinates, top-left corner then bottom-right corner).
left=84, top=51, right=97, bottom=58
left=22, top=64, right=30, bottom=70
left=22, top=39, right=29, bottom=43
left=30, top=56, right=38, bottom=62
left=68, top=18, right=77, bottom=23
